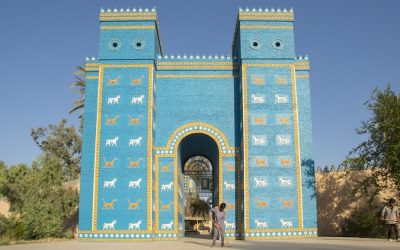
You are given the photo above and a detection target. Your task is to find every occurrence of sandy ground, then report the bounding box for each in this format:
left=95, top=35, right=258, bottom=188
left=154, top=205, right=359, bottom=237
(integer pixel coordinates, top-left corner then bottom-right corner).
left=1, top=237, right=399, bottom=250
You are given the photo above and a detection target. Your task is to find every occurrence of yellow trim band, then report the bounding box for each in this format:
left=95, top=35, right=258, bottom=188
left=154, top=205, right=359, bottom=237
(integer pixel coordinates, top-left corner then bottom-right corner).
left=100, top=25, right=155, bottom=30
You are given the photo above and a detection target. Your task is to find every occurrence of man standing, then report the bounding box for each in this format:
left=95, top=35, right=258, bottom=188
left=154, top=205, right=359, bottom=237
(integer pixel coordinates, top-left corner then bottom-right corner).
left=209, top=203, right=226, bottom=247
left=381, top=198, right=399, bottom=242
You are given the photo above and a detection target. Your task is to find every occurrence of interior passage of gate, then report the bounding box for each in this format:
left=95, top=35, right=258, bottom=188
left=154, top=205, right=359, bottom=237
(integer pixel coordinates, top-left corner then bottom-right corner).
left=78, top=7, right=317, bottom=241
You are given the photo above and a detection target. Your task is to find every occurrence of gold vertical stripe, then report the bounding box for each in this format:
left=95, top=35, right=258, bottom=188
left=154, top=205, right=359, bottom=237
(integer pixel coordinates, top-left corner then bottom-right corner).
left=154, top=155, right=159, bottom=233
left=147, top=65, right=154, bottom=231
left=92, top=66, right=104, bottom=230
left=291, top=65, right=304, bottom=228
left=241, top=64, right=249, bottom=231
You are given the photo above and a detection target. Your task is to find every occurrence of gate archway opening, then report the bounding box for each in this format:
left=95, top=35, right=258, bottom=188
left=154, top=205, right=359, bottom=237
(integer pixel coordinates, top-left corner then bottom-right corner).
left=178, top=133, right=219, bottom=233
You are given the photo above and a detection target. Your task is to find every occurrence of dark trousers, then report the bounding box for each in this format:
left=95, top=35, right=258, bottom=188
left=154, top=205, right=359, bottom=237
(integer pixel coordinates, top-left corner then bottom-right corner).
left=386, top=224, right=399, bottom=240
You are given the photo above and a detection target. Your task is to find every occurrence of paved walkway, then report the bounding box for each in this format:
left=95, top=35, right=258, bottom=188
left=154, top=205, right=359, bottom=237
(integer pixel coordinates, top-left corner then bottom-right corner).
left=1, top=237, right=399, bottom=250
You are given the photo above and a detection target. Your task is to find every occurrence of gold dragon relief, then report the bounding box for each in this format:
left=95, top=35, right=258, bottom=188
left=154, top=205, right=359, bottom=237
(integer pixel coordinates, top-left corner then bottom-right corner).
left=107, top=76, right=121, bottom=86
left=274, top=75, right=288, bottom=85
left=276, top=115, right=290, bottom=125
left=279, top=197, right=294, bottom=208
left=131, top=76, right=144, bottom=85
left=105, top=115, right=120, bottom=126
left=128, top=115, right=143, bottom=125
left=255, top=197, right=268, bottom=208
left=251, top=74, right=266, bottom=85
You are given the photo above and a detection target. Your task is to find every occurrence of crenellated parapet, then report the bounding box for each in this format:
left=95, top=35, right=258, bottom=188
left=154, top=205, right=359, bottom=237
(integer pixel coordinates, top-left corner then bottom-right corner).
left=238, top=7, right=294, bottom=21
left=99, top=7, right=157, bottom=21
left=156, top=55, right=239, bottom=71
left=294, top=55, right=310, bottom=71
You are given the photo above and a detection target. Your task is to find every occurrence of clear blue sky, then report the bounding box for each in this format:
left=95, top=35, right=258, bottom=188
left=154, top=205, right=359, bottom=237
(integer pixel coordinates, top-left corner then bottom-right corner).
left=0, top=0, right=399, bottom=168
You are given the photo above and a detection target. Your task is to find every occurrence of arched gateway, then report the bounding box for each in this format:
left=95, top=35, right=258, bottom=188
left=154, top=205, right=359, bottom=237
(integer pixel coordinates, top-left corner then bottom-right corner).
left=78, top=7, right=317, bottom=241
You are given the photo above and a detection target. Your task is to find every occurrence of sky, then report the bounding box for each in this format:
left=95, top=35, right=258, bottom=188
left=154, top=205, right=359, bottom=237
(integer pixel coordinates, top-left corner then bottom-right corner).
left=0, top=0, right=399, bottom=168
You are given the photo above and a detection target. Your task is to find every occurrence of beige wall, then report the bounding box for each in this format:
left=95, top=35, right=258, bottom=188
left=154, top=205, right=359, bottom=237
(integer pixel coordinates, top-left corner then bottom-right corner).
left=0, top=197, right=10, bottom=217
left=316, top=170, right=394, bottom=236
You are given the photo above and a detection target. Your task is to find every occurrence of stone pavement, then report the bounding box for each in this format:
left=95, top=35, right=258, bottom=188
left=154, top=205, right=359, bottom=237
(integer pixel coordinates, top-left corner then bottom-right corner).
left=2, top=237, right=400, bottom=250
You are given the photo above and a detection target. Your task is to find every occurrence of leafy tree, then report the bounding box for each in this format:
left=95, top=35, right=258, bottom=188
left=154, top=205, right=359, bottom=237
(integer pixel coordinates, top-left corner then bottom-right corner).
left=21, top=155, right=65, bottom=239
left=347, top=84, right=400, bottom=200
left=0, top=164, right=32, bottom=213
left=0, top=161, right=7, bottom=197
left=31, top=119, right=81, bottom=180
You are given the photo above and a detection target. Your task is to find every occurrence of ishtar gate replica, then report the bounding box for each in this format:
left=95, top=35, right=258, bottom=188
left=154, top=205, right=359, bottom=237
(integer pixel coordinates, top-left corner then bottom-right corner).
left=78, top=7, right=317, bottom=241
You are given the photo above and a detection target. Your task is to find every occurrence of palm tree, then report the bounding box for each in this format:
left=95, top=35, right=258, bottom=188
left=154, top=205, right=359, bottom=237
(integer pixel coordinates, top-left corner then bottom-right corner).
left=190, top=196, right=211, bottom=220
left=69, top=66, right=86, bottom=119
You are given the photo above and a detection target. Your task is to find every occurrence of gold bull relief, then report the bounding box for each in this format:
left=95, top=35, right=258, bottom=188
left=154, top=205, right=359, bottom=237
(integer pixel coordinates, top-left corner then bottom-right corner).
left=127, top=199, right=142, bottom=210
left=102, top=199, right=117, bottom=209
left=279, top=157, right=291, bottom=167
left=103, top=158, right=117, bottom=168
left=255, top=198, right=268, bottom=208
left=225, top=163, right=235, bottom=172
left=253, top=157, right=267, bottom=168
left=128, top=158, right=142, bottom=168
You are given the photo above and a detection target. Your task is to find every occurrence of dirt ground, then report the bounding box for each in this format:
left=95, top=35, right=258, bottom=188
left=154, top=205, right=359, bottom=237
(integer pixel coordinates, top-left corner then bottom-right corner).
left=1, top=237, right=399, bottom=250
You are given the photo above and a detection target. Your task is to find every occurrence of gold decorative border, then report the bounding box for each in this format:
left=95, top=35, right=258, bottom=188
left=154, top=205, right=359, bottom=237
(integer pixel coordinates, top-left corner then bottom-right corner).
left=239, top=12, right=294, bottom=21
left=92, top=64, right=153, bottom=233
left=157, top=61, right=238, bottom=66
left=156, top=74, right=239, bottom=79
left=296, top=74, right=309, bottom=78
left=86, top=76, right=99, bottom=80
left=294, top=61, right=310, bottom=71
left=79, top=238, right=153, bottom=242
left=242, top=63, right=304, bottom=232
left=85, top=68, right=99, bottom=72
left=244, top=234, right=317, bottom=240
left=100, top=13, right=157, bottom=21
left=240, top=25, right=293, bottom=30
left=157, top=65, right=239, bottom=70
left=100, top=25, right=155, bottom=30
